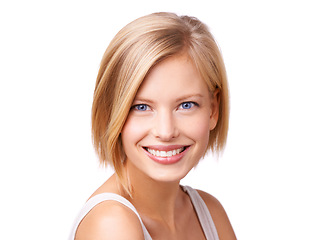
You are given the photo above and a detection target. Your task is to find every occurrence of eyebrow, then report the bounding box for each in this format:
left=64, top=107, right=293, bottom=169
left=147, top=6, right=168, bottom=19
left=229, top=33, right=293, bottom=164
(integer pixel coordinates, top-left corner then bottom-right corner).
left=175, top=94, right=204, bottom=102
left=132, top=98, right=155, bottom=104
left=133, top=94, right=204, bottom=104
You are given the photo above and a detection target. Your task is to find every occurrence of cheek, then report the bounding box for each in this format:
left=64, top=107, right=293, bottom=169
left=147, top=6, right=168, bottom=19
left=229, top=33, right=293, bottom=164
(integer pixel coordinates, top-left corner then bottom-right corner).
left=195, top=120, right=210, bottom=139
left=184, top=115, right=211, bottom=145
left=121, top=120, right=134, bottom=148
left=121, top=117, right=147, bottom=149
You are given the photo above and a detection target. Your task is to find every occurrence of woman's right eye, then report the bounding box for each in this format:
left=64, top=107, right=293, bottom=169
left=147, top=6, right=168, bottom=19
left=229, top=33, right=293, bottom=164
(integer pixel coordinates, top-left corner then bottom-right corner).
left=132, top=104, right=150, bottom=111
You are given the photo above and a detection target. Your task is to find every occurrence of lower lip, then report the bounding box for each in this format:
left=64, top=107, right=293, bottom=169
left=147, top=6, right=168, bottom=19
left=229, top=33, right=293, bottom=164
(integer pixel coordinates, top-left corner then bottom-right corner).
left=144, top=147, right=190, bottom=165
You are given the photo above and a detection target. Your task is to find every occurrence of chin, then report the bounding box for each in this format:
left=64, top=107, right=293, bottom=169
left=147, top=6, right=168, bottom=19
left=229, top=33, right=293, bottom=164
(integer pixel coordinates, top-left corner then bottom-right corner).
left=145, top=166, right=192, bottom=183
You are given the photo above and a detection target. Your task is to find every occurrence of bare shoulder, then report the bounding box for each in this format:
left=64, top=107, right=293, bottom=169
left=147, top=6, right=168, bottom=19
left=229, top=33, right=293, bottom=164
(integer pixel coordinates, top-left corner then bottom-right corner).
left=197, top=190, right=237, bottom=240
left=75, top=200, right=145, bottom=240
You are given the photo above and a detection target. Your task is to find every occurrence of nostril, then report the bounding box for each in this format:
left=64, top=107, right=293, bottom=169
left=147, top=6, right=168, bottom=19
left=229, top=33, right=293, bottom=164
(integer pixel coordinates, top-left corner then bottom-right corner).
left=153, top=114, right=177, bottom=139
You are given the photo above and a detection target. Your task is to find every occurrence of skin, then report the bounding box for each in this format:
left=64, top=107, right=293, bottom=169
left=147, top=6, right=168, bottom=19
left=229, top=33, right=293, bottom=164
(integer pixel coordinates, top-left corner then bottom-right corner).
left=75, top=53, right=236, bottom=240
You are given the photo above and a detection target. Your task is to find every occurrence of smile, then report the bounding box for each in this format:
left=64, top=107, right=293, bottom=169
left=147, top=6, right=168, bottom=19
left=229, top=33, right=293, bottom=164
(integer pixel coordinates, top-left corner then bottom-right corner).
left=145, top=147, right=185, bottom=157
left=142, top=145, right=190, bottom=165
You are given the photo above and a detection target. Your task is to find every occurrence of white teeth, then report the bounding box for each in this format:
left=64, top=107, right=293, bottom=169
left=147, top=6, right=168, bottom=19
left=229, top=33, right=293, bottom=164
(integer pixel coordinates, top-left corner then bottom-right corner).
left=146, top=147, right=185, bottom=157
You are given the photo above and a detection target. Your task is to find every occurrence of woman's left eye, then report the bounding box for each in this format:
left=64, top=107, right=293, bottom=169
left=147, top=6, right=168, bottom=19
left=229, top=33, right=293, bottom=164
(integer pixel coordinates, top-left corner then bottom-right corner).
left=179, top=102, right=197, bottom=110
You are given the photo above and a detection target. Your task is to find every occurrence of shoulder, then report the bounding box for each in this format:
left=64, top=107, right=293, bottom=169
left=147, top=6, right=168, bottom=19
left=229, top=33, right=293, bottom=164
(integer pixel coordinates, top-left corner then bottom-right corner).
left=196, top=190, right=237, bottom=240
left=75, top=199, right=145, bottom=240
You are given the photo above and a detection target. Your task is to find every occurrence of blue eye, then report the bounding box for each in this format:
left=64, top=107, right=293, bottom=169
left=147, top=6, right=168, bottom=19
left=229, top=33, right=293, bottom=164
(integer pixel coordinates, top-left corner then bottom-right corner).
left=180, top=102, right=195, bottom=109
left=133, top=104, right=150, bottom=111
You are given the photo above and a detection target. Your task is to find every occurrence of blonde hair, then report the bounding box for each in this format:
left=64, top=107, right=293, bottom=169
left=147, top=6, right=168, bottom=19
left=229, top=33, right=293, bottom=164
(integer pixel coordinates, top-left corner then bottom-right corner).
left=92, top=12, right=229, bottom=192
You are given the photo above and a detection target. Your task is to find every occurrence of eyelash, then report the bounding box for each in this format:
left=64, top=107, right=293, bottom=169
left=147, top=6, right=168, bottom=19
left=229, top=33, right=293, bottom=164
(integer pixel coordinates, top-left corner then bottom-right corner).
left=131, top=102, right=198, bottom=111
left=178, top=101, right=199, bottom=110
left=131, top=104, right=150, bottom=111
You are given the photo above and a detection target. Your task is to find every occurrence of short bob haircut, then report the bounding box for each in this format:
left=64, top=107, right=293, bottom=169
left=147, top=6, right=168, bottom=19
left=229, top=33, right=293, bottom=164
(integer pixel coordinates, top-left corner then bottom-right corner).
left=92, top=12, right=229, bottom=193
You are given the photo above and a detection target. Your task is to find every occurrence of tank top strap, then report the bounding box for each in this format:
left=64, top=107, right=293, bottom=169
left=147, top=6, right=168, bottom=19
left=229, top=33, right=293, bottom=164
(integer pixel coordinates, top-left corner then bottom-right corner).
left=68, top=193, right=152, bottom=240
left=182, top=185, right=219, bottom=240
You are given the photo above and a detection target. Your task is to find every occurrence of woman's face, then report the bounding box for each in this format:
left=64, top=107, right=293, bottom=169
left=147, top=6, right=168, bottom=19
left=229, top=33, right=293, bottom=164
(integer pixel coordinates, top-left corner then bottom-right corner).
left=121, top=54, right=219, bottom=183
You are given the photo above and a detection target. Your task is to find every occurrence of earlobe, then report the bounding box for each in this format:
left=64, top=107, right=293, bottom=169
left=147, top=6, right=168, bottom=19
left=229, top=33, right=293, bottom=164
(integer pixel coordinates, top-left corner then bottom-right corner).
left=209, top=88, right=220, bottom=130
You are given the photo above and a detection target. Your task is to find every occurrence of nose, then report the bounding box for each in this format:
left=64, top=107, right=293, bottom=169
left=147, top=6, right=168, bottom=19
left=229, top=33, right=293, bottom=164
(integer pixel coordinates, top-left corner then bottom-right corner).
left=152, top=111, right=179, bottom=141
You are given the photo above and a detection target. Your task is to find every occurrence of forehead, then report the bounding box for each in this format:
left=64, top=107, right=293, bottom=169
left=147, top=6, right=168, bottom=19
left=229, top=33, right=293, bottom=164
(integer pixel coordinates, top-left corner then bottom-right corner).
left=135, top=54, right=209, bottom=100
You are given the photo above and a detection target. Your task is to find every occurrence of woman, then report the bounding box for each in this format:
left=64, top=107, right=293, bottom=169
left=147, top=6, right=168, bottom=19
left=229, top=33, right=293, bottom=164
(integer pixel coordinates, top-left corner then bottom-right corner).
left=70, top=12, right=236, bottom=240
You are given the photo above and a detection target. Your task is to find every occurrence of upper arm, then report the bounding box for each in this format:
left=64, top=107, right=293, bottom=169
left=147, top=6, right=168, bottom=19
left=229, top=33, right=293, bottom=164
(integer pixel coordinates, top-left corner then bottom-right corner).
left=197, top=190, right=237, bottom=240
left=75, top=201, right=145, bottom=240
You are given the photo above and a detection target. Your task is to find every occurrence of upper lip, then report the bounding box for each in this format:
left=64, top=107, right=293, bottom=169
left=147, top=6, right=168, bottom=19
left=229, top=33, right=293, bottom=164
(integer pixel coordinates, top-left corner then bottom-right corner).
left=143, top=145, right=189, bottom=151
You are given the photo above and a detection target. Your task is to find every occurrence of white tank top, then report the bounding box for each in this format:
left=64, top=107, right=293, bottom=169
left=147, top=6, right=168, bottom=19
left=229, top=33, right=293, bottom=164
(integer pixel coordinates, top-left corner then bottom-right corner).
left=69, top=185, right=219, bottom=240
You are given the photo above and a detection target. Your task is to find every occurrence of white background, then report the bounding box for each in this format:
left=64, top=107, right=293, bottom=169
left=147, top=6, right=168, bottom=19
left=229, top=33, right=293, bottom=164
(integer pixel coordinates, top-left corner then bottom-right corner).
left=0, top=0, right=311, bottom=239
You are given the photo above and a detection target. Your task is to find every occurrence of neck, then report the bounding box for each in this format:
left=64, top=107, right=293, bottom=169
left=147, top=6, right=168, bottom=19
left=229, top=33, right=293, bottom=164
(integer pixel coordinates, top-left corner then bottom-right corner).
left=120, top=163, right=186, bottom=226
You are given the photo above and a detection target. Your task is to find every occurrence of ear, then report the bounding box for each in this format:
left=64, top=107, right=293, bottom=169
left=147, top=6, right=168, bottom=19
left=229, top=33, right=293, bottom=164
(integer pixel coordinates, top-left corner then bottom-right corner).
left=209, top=88, right=220, bottom=131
